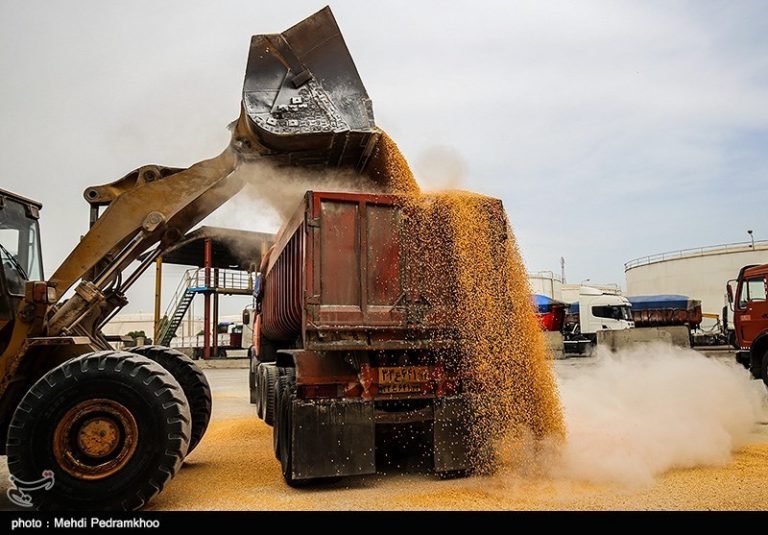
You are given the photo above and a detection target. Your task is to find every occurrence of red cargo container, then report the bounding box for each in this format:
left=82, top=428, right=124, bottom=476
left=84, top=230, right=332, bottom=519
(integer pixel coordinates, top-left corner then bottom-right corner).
left=249, top=191, right=504, bottom=486
left=260, top=191, right=457, bottom=349
left=537, top=304, right=566, bottom=332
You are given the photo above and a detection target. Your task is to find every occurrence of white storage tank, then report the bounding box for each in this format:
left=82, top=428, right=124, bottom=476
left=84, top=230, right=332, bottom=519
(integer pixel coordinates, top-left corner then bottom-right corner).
left=625, top=240, right=768, bottom=330
left=528, top=271, right=563, bottom=300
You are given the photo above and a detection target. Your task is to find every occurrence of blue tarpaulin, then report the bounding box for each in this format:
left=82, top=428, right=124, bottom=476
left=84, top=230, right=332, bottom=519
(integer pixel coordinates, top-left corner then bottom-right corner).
left=532, top=294, right=565, bottom=313
left=627, top=295, right=691, bottom=311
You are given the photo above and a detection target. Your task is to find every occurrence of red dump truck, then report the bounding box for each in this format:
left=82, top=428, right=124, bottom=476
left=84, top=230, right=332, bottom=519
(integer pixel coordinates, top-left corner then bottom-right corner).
left=246, top=191, right=482, bottom=485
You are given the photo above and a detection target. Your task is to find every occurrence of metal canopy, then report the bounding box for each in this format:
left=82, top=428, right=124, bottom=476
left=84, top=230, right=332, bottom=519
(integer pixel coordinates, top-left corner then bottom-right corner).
left=160, top=226, right=273, bottom=270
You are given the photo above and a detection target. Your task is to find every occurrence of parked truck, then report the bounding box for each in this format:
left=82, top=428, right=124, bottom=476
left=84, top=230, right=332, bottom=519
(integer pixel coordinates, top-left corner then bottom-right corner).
left=562, top=286, right=634, bottom=354
left=728, top=264, right=768, bottom=384
left=627, top=295, right=702, bottom=329
left=247, top=191, right=480, bottom=486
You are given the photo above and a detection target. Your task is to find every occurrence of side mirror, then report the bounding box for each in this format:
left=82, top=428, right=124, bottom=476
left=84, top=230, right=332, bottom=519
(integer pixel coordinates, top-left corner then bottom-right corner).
left=253, top=272, right=264, bottom=300
left=726, top=280, right=736, bottom=304
left=242, top=309, right=251, bottom=326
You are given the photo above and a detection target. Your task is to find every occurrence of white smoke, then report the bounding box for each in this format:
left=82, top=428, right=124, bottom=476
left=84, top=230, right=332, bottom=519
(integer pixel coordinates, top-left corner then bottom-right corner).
left=553, top=343, right=767, bottom=486
left=414, top=145, right=467, bottom=191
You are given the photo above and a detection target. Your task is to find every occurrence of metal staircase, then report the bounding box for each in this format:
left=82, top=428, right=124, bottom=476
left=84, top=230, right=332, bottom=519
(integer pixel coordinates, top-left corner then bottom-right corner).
left=157, top=268, right=253, bottom=346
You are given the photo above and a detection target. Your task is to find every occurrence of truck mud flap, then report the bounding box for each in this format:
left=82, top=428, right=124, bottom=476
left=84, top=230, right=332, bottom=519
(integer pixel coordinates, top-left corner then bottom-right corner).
left=433, top=396, right=469, bottom=472
left=292, top=399, right=376, bottom=480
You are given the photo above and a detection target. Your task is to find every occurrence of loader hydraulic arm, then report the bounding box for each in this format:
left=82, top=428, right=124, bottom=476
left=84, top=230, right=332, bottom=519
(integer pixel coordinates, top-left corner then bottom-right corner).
left=2, top=5, right=380, bottom=359
left=45, top=146, right=243, bottom=343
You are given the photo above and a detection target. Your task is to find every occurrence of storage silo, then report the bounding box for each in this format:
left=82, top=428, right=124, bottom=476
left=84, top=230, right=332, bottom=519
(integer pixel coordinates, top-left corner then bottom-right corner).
left=528, top=271, right=563, bottom=300
left=625, top=240, right=768, bottom=331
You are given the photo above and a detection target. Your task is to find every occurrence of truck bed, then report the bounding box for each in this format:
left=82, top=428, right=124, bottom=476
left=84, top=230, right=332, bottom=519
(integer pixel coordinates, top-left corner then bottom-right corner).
left=261, top=191, right=454, bottom=350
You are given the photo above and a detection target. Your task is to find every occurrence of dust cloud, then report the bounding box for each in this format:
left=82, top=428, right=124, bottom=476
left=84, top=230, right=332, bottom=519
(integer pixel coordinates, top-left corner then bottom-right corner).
left=551, top=343, right=766, bottom=486
left=204, top=157, right=384, bottom=233
left=234, top=161, right=381, bottom=222
left=414, top=145, right=468, bottom=191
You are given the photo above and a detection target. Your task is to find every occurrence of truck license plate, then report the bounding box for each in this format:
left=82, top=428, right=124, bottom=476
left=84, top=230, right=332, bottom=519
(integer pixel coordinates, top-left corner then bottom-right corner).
left=378, top=366, right=430, bottom=387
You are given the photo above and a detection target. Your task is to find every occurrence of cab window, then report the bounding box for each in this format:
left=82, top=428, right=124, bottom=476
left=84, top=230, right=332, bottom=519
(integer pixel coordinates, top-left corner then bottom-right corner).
left=739, top=277, right=767, bottom=308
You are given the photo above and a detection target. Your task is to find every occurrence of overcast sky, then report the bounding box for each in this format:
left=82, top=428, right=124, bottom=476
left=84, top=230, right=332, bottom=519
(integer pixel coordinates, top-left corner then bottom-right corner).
left=1, top=0, right=767, bottom=316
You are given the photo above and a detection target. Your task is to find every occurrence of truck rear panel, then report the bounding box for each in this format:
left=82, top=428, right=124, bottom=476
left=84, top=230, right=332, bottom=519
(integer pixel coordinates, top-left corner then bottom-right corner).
left=261, top=191, right=454, bottom=350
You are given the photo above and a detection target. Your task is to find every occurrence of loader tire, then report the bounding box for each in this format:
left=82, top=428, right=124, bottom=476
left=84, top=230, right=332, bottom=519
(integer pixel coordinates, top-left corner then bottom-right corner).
left=129, top=345, right=211, bottom=454
left=262, top=363, right=278, bottom=427
left=5, top=351, right=190, bottom=510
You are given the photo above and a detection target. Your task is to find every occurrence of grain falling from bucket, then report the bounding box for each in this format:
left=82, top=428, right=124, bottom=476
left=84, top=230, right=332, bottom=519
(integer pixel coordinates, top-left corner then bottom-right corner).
left=369, top=133, right=565, bottom=472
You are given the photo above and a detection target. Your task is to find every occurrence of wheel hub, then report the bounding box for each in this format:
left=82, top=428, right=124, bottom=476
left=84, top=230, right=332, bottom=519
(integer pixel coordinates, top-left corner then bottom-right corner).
left=53, top=399, right=139, bottom=480
left=76, top=417, right=121, bottom=458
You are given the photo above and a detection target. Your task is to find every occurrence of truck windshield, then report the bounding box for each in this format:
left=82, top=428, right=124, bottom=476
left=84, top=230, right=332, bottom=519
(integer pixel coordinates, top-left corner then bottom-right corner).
left=592, top=305, right=633, bottom=321
left=739, top=277, right=767, bottom=309
left=0, top=198, right=43, bottom=295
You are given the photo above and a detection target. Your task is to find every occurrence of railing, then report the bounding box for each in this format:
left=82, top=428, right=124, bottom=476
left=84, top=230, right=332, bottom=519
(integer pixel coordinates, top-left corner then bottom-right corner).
left=170, top=334, right=242, bottom=350
left=625, top=240, right=768, bottom=271
left=181, top=267, right=253, bottom=292
left=160, top=268, right=254, bottom=322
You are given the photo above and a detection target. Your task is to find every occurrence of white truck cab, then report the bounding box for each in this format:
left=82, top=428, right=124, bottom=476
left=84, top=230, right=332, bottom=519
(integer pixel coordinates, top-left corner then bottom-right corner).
left=562, top=285, right=634, bottom=355
left=576, top=286, right=634, bottom=333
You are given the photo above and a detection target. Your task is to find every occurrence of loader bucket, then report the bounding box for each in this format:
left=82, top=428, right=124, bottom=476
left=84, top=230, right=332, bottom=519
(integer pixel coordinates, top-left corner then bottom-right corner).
left=238, top=6, right=380, bottom=171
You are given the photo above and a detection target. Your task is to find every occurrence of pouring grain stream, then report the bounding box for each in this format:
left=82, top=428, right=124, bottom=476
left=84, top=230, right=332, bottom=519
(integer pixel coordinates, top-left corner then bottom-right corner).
left=367, top=133, right=565, bottom=472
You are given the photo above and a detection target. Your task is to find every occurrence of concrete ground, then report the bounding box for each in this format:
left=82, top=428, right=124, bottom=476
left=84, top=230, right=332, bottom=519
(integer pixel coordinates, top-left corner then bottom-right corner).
left=2, top=349, right=768, bottom=510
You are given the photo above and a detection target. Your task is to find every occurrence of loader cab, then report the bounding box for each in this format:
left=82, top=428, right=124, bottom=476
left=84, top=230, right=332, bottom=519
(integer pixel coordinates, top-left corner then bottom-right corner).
left=0, top=189, right=43, bottom=328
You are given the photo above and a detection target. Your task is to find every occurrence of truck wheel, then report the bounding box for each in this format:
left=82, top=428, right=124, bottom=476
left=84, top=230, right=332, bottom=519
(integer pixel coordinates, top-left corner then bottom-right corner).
left=262, top=364, right=278, bottom=427
left=5, top=351, right=190, bottom=510
left=255, top=365, right=266, bottom=419
left=761, top=349, right=768, bottom=387
left=249, top=350, right=259, bottom=405
left=276, top=383, right=304, bottom=487
left=273, top=367, right=295, bottom=458
left=129, top=345, right=212, bottom=455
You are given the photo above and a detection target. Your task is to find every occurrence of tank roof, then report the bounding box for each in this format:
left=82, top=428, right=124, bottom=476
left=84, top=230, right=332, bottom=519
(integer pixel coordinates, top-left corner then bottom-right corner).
left=625, top=240, right=768, bottom=271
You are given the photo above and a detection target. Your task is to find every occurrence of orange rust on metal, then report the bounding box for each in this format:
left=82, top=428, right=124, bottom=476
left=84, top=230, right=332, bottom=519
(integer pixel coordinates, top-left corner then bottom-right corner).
left=52, top=398, right=139, bottom=481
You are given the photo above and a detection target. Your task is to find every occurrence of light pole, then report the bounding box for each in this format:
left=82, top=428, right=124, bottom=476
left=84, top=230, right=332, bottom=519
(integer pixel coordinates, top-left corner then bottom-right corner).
left=748, top=230, right=754, bottom=248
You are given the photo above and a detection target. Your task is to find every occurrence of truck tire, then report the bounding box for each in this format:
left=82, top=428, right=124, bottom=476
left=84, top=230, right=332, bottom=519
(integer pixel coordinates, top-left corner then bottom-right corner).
left=5, top=351, right=190, bottom=510
left=129, top=345, right=212, bottom=455
left=255, top=365, right=266, bottom=419
left=761, top=349, right=768, bottom=388
left=262, top=363, right=278, bottom=427
left=273, top=367, right=295, bottom=458
left=276, top=382, right=303, bottom=487
left=248, top=348, right=258, bottom=405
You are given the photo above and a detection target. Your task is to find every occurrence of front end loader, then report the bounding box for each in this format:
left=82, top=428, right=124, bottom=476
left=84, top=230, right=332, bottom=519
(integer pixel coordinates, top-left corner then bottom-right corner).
left=0, top=7, right=380, bottom=510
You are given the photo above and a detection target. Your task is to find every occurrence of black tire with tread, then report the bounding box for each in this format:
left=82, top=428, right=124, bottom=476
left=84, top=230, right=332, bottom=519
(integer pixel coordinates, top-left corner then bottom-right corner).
left=256, top=365, right=266, bottom=419
left=760, top=348, right=768, bottom=387
left=5, top=351, right=191, bottom=510
left=273, top=367, right=294, bottom=458
left=129, top=345, right=212, bottom=454
left=262, top=364, right=278, bottom=427
left=248, top=348, right=259, bottom=405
